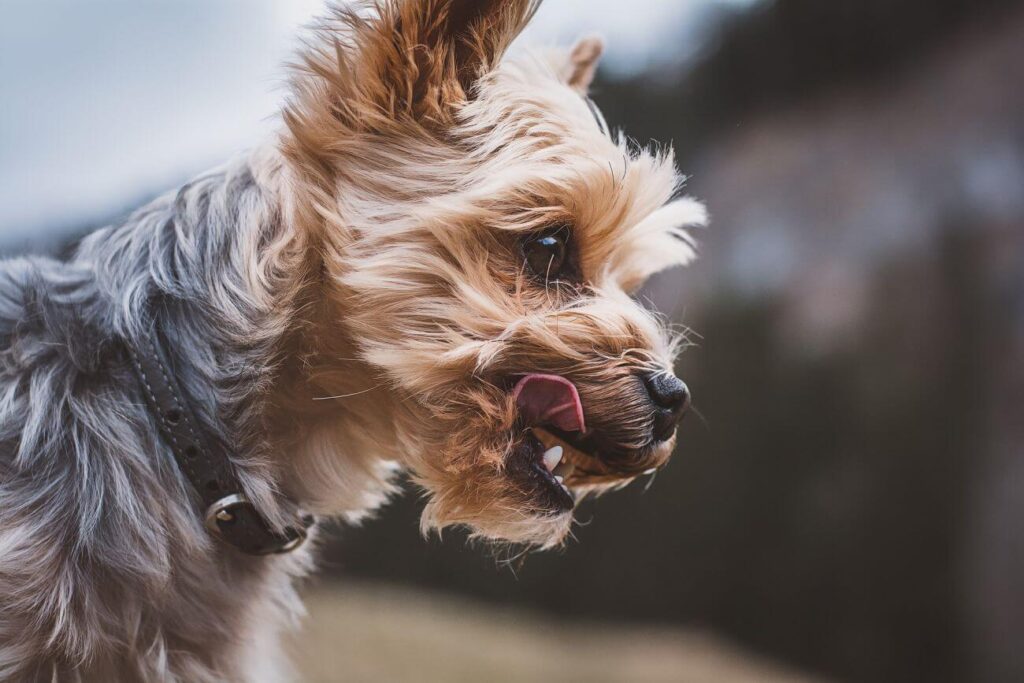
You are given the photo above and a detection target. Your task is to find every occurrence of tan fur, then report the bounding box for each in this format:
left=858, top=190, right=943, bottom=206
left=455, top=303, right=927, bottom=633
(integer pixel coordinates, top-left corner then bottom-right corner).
left=267, top=0, right=705, bottom=550
left=563, top=35, right=605, bottom=92
left=0, top=2, right=705, bottom=678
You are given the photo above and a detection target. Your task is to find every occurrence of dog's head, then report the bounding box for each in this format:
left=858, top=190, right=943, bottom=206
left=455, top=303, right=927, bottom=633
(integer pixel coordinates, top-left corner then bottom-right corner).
left=284, top=0, right=705, bottom=547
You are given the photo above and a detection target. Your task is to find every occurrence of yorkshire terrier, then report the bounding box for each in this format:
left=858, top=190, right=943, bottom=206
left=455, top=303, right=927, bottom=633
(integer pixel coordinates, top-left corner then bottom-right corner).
left=0, top=1, right=705, bottom=680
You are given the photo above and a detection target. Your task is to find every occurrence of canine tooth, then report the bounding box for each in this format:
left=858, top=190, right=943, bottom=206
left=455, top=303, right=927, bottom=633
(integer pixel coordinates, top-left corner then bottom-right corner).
left=553, top=462, right=575, bottom=477
left=554, top=475, right=564, bottom=484
left=542, top=446, right=563, bottom=472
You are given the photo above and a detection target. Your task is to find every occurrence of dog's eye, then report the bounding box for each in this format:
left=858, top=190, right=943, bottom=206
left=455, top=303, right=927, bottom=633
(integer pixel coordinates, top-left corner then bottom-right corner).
left=523, top=231, right=569, bottom=280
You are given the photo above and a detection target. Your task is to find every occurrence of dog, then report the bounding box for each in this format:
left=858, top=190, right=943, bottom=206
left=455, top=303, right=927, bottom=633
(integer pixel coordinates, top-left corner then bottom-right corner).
left=0, top=1, right=706, bottom=680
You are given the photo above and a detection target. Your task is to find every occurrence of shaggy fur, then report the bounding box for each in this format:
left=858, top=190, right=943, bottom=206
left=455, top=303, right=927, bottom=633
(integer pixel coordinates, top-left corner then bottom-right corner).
left=0, top=1, right=705, bottom=680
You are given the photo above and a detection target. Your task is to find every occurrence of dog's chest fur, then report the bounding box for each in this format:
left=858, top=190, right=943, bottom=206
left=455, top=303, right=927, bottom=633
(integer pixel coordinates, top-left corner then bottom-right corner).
left=0, top=0, right=706, bottom=677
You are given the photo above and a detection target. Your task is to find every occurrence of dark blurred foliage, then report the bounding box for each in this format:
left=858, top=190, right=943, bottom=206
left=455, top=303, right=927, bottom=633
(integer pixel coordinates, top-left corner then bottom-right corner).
left=321, top=1, right=1024, bottom=682
left=324, top=228, right=1000, bottom=683
left=598, top=0, right=1022, bottom=164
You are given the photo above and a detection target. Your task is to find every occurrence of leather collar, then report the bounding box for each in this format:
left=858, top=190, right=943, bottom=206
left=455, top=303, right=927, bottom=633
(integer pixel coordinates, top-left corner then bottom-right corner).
left=125, top=310, right=312, bottom=555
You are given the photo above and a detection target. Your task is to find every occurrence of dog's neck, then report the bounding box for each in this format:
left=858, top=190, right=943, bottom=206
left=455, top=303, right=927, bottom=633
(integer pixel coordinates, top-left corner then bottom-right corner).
left=81, top=142, right=401, bottom=530
left=261, top=148, right=405, bottom=522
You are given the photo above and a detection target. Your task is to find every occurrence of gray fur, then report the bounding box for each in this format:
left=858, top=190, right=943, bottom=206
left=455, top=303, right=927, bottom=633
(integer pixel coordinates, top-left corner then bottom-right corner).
left=0, top=2, right=703, bottom=678
left=0, top=154, right=311, bottom=682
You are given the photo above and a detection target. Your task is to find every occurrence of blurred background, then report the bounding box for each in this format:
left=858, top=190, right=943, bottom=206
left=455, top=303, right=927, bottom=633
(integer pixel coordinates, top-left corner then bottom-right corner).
left=2, top=1, right=1022, bottom=681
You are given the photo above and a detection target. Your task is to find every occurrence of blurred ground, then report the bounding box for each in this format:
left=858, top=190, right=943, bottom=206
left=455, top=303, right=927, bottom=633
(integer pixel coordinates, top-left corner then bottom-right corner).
left=5, top=2, right=1022, bottom=682
left=321, top=3, right=1024, bottom=681
left=292, top=582, right=826, bottom=683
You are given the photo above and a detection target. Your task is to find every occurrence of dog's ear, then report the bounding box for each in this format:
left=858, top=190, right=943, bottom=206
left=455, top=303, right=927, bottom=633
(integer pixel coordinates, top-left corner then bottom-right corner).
left=560, top=35, right=604, bottom=93
left=297, top=0, right=540, bottom=130
left=372, top=0, right=540, bottom=122
left=442, top=0, right=541, bottom=93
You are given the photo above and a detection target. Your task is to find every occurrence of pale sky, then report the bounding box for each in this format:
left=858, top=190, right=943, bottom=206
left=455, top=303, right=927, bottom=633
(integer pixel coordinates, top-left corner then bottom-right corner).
left=0, top=0, right=755, bottom=250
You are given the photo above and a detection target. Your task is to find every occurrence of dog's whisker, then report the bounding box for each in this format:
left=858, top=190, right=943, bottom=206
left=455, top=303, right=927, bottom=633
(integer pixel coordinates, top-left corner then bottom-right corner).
left=4, top=1, right=706, bottom=677
left=690, top=404, right=711, bottom=432
left=311, top=385, right=381, bottom=401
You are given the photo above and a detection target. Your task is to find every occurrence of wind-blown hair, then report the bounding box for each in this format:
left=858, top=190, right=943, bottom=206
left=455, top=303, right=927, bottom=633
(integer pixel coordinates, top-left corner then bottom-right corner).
left=0, top=152, right=314, bottom=680
left=0, top=1, right=704, bottom=679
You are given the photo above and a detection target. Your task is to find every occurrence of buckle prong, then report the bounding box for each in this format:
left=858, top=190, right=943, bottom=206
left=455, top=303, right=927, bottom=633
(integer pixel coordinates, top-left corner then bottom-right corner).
left=204, top=493, right=249, bottom=534
left=204, top=493, right=309, bottom=554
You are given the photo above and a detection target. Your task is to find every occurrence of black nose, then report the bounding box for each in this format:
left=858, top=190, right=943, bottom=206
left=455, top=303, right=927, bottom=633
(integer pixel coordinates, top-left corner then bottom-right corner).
left=643, top=372, right=690, bottom=442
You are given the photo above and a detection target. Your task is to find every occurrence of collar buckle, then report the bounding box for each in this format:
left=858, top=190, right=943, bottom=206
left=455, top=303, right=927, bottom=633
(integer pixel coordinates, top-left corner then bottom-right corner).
left=205, top=493, right=309, bottom=555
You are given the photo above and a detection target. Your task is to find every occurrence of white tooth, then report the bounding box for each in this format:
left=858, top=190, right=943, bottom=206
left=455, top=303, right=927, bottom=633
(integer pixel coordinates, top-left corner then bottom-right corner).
left=553, top=462, right=575, bottom=478
left=554, top=475, right=564, bottom=484
left=542, top=446, right=563, bottom=472
left=643, top=468, right=657, bottom=475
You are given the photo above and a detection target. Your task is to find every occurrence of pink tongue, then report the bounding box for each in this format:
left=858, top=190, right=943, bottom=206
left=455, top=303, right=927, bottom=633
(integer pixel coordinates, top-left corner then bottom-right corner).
left=512, top=374, right=586, bottom=433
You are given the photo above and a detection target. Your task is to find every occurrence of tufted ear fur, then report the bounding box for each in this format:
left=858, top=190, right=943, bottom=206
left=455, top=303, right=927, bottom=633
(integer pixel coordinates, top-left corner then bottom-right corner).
left=288, top=0, right=540, bottom=133
left=561, top=35, right=604, bottom=93
left=283, top=0, right=542, bottom=237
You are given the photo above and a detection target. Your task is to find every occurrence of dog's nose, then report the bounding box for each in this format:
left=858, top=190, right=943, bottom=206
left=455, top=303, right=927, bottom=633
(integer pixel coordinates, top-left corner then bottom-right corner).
left=643, top=372, right=690, bottom=442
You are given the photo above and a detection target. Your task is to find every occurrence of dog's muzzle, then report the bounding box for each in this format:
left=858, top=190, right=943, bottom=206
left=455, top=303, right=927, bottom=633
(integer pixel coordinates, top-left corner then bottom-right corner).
left=641, top=372, right=691, bottom=442
left=511, top=370, right=689, bottom=509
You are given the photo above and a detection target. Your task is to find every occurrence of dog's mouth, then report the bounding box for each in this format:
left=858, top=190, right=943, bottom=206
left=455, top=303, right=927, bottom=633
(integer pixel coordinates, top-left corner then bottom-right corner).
left=511, top=373, right=624, bottom=512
